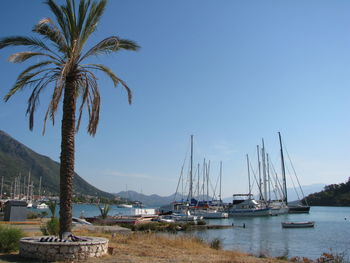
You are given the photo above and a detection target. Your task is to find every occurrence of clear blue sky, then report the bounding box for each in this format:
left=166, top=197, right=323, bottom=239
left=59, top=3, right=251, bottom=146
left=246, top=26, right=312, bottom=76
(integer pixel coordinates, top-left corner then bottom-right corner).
left=1, top=0, right=350, bottom=197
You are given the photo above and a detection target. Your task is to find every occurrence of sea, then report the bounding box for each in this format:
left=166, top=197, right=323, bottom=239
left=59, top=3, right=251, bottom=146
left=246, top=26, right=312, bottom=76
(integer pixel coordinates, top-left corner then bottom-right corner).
left=37, top=205, right=350, bottom=260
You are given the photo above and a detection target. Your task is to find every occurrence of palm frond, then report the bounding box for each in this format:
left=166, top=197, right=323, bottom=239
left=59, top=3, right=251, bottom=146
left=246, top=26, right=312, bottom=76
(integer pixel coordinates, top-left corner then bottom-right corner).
left=16, top=61, right=55, bottom=82
left=43, top=72, right=64, bottom=133
left=80, top=37, right=139, bottom=62
left=75, top=71, right=100, bottom=135
left=46, top=0, right=71, bottom=45
left=77, top=0, right=91, bottom=36
left=0, top=36, right=53, bottom=53
left=33, top=18, right=67, bottom=54
left=8, top=51, right=58, bottom=63
left=4, top=68, right=52, bottom=102
left=80, top=0, right=107, bottom=48
left=62, top=0, right=78, bottom=43
left=26, top=73, right=56, bottom=131
left=87, top=77, right=100, bottom=135
left=85, top=64, right=132, bottom=104
left=76, top=74, right=91, bottom=132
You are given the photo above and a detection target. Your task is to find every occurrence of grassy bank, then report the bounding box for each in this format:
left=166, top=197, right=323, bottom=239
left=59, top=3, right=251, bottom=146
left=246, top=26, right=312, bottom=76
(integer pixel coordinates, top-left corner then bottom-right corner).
left=0, top=223, right=344, bottom=263
left=74, top=229, right=286, bottom=263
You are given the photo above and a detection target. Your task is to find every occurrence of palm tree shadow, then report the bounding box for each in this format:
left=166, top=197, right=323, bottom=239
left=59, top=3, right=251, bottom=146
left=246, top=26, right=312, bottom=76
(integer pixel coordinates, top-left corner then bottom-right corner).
left=0, top=254, right=40, bottom=263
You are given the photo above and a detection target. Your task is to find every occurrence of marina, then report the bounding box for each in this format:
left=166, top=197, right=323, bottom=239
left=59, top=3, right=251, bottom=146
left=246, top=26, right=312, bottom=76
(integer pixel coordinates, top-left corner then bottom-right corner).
left=19, top=204, right=339, bottom=259
left=20, top=203, right=345, bottom=260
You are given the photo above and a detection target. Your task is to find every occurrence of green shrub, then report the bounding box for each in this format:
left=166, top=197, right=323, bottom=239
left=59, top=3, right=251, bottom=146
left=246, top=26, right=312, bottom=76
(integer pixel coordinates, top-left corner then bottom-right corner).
left=197, top=220, right=206, bottom=225
left=27, top=211, right=39, bottom=219
left=40, top=217, right=60, bottom=236
left=97, top=204, right=110, bottom=219
left=132, top=222, right=159, bottom=231
left=210, top=238, right=222, bottom=250
left=47, top=200, right=57, bottom=218
left=40, top=211, right=49, bottom=218
left=0, top=225, right=24, bottom=252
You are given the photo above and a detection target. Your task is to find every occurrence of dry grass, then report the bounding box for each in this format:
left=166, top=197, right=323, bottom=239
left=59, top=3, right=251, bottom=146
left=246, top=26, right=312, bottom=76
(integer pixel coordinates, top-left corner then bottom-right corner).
left=0, top=226, right=288, bottom=263
left=73, top=229, right=287, bottom=263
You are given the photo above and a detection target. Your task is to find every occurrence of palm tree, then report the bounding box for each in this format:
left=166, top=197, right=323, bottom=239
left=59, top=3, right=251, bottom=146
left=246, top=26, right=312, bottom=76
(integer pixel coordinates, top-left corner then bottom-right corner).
left=0, top=0, right=139, bottom=238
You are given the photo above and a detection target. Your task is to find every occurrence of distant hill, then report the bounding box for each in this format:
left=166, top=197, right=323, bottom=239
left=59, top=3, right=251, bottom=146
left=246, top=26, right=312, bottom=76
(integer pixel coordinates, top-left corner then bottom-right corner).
left=0, top=130, right=113, bottom=199
left=117, top=184, right=326, bottom=207
left=303, top=178, right=350, bottom=206
left=116, top=190, right=184, bottom=207
left=116, top=191, right=216, bottom=207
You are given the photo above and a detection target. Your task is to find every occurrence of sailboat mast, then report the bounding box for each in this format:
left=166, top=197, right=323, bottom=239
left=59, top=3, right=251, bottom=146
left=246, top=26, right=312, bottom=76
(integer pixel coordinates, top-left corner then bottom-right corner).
left=189, top=135, right=193, bottom=201
left=257, top=145, right=262, bottom=200
left=0, top=176, right=3, bottom=199
left=197, top=163, right=200, bottom=199
left=246, top=154, right=251, bottom=196
left=27, top=171, right=31, bottom=200
left=39, top=176, right=42, bottom=200
left=207, top=160, right=210, bottom=203
left=219, top=161, right=222, bottom=202
left=262, top=139, right=267, bottom=203
left=202, top=158, right=206, bottom=201
left=267, top=153, right=271, bottom=202
left=279, top=132, right=288, bottom=205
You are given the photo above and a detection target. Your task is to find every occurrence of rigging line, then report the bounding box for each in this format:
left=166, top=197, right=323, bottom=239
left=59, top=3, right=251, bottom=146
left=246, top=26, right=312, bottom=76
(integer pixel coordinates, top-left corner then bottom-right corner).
left=269, top=160, right=285, bottom=200
left=249, top=165, right=258, bottom=195
left=249, top=161, right=265, bottom=203
left=185, top=161, right=191, bottom=201
left=192, top=164, right=199, bottom=197
left=285, top=164, right=301, bottom=201
left=265, top=159, right=279, bottom=201
left=282, top=140, right=308, bottom=202
left=208, top=176, right=216, bottom=201
left=211, top=167, right=220, bottom=201
left=174, top=139, right=191, bottom=201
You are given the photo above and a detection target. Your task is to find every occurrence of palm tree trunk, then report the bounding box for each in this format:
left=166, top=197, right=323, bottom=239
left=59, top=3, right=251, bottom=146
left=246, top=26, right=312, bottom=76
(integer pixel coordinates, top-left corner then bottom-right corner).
left=59, top=79, right=76, bottom=238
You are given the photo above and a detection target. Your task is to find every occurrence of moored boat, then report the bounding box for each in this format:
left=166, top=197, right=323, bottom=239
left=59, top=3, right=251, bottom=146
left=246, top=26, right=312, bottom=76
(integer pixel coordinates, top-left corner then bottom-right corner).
left=36, top=202, right=48, bottom=209
left=227, top=195, right=270, bottom=217
left=116, top=204, right=133, bottom=208
left=191, top=209, right=228, bottom=219
left=281, top=221, right=315, bottom=228
left=288, top=204, right=310, bottom=214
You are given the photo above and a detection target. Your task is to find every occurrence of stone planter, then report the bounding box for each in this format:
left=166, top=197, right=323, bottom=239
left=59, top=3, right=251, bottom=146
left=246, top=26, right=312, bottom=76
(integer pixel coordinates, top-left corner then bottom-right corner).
left=20, top=236, right=108, bottom=261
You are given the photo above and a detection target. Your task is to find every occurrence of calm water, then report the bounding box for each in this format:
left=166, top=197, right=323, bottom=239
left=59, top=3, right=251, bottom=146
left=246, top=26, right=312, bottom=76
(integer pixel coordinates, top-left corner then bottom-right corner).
left=44, top=205, right=349, bottom=259
left=190, top=206, right=350, bottom=259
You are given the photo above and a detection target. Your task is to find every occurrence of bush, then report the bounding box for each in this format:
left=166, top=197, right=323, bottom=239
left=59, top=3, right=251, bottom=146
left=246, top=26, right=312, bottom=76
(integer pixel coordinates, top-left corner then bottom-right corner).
left=0, top=225, right=24, bottom=252
left=40, top=211, right=49, bottom=218
left=98, top=204, right=110, bottom=219
left=40, top=217, right=60, bottom=236
left=210, top=238, right=222, bottom=250
left=27, top=211, right=39, bottom=219
left=47, top=200, right=57, bottom=218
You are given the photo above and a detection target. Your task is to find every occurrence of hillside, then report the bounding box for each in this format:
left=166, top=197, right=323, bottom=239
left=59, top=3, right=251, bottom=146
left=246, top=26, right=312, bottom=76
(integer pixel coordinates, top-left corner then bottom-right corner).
left=116, top=190, right=185, bottom=207
left=303, top=178, right=350, bottom=206
left=0, top=130, right=113, bottom=199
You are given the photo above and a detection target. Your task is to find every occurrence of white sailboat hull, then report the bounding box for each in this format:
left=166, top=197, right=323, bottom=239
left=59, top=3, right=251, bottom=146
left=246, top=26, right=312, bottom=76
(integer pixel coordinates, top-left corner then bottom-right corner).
left=228, top=208, right=270, bottom=217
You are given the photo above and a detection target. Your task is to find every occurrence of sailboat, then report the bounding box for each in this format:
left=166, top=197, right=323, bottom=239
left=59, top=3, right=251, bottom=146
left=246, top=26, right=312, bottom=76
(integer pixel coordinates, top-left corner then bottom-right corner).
left=227, top=155, right=270, bottom=217
left=159, top=135, right=228, bottom=219
left=278, top=132, right=310, bottom=214
left=117, top=185, right=133, bottom=208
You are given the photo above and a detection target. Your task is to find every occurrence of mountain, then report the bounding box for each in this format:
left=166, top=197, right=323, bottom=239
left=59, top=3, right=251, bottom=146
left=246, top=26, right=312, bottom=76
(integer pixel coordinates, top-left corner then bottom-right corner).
left=117, top=190, right=223, bottom=207
left=303, top=178, right=350, bottom=206
left=116, top=190, right=184, bottom=207
left=0, top=130, right=113, bottom=199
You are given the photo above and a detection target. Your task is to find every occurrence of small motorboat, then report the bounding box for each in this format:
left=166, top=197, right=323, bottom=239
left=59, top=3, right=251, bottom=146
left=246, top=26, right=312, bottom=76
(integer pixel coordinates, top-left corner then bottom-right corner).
left=281, top=221, right=315, bottom=228
left=36, top=202, right=49, bottom=209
